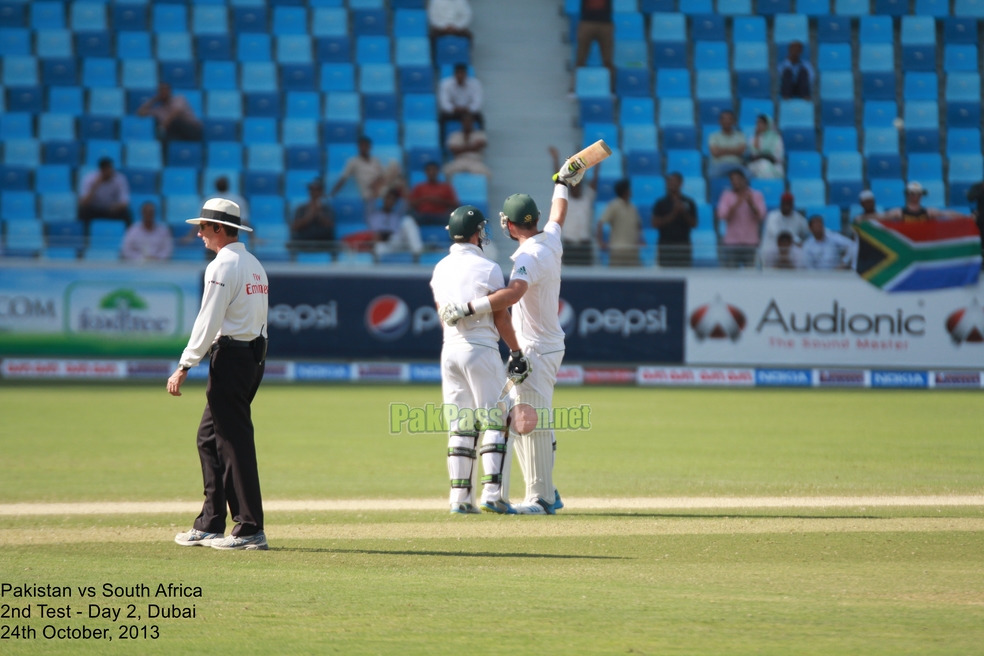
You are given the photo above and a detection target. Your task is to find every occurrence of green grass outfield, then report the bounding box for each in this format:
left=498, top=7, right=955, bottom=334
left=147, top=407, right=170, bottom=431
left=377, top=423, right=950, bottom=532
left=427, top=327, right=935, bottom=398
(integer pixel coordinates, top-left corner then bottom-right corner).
left=0, top=385, right=982, bottom=654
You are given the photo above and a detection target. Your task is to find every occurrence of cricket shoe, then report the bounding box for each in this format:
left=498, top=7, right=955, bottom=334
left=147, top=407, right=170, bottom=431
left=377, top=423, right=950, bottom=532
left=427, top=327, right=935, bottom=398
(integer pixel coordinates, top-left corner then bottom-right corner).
left=210, top=531, right=269, bottom=551
left=513, top=499, right=556, bottom=515
left=174, top=528, right=223, bottom=547
left=450, top=502, right=481, bottom=515
left=552, top=489, right=564, bottom=512
left=480, top=499, right=516, bottom=515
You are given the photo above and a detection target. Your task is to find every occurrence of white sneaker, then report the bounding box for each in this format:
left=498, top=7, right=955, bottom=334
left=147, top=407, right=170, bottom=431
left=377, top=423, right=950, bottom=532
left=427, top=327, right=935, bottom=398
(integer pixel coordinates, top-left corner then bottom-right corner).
left=450, top=502, right=481, bottom=515
left=210, top=531, right=269, bottom=550
left=513, top=499, right=556, bottom=515
left=174, top=528, right=223, bottom=547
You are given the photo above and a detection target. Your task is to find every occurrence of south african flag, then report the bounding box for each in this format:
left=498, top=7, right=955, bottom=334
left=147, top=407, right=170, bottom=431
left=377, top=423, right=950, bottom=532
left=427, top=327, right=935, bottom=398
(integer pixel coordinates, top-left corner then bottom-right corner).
left=855, top=218, right=982, bottom=292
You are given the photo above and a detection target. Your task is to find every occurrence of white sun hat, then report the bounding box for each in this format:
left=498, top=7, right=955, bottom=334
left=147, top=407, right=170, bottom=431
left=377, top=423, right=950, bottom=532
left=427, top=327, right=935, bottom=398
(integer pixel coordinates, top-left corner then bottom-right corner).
left=186, top=198, right=253, bottom=232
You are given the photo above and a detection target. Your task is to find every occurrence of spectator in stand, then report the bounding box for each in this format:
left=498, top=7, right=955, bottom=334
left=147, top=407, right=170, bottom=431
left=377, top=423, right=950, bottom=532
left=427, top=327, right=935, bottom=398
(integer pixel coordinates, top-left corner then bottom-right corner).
left=717, top=169, right=766, bottom=268
left=439, top=63, right=484, bottom=132
left=330, top=136, right=404, bottom=208
left=428, top=0, right=472, bottom=41
left=802, top=215, right=857, bottom=270
left=746, top=115, right=785, bottom=179
left=367, top=188, right=423, bottom=259
left=778, top=40, right=815, bottom=100
left=596, top=178, right=641, bottom=267
left=651, top=172, right=697, bottom=267
left=762, top=231, right=806, bottom=269
left=290, top=179, right=335, bottom=253
left=443, top=112, right=490, bottom=179
left=137, top=82, right=203, bottom=143
left=121, top=201, right=173, bottom=262
left=708, top=110, right=747, bottom=179
left=409, top=161, right=459, bottom=226
left=575, top=0, right=614, bottom=86
left=881, top=182, right=967, bottom=222
left=852, top=190, right=881, bottom=223
left=550, top=145, right=598, bottom=265
left=78, top=157, right=132, bottom=229
left=762, top=192, right=810, bottom=249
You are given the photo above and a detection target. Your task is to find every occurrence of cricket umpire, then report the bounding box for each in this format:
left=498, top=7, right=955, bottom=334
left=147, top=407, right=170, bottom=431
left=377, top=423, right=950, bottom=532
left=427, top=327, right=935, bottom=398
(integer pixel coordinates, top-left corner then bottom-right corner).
left=167, top=198, right=270, bottom=551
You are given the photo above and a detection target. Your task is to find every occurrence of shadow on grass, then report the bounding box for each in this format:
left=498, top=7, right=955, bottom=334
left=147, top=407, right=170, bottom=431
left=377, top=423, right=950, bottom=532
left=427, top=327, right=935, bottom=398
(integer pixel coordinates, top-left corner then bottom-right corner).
left=271, top=547, right=627, bottom=560
left=571, top=513, right=885, bottom=520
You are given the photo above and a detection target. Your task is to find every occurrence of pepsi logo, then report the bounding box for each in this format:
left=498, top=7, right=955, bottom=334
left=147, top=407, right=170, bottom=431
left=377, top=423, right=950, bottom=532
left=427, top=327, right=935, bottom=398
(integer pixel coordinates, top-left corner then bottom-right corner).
left=558, top=298, right=575, bottom=334
left=945, top=298, right=984, bottom=345
left=690, top=296, right=746, bottom=341
left=365, top=295, right=411, bottom=341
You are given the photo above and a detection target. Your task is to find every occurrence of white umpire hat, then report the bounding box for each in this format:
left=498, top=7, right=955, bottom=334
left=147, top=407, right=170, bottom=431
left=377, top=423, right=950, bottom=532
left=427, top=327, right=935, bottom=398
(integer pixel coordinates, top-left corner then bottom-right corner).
left=187, top=198, right=253, bottom=233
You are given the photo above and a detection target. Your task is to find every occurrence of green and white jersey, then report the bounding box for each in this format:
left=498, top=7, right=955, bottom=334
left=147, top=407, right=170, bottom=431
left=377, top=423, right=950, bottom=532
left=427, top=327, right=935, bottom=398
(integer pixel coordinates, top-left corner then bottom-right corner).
left=509, top=221, right=565, bottom=353
left=430, top=242, right=504, bottom=350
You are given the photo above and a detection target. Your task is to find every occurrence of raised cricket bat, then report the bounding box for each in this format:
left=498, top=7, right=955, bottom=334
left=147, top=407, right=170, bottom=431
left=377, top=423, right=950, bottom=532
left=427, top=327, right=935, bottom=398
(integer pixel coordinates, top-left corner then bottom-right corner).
left=552, top=140, right=612, bottom=184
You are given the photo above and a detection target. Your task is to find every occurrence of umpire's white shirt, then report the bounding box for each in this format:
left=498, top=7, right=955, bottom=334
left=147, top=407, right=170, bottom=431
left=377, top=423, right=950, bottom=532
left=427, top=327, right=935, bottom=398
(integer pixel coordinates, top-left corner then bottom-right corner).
left=430, top=243, right=504, bottom=350
left=510, top=222, right=565, bottom=353
left=179, top=242, right=269, bottom=368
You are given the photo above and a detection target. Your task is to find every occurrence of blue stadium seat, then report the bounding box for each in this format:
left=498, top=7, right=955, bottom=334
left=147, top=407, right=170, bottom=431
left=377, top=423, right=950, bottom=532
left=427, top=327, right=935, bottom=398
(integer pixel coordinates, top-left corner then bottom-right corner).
left=402, top=93, right=436, bottom=121
left=245, top=92, right=281, bottom=118
left=695, top=69, right=729, bottom=101
left=163, top=196, right=202, bottom=226
left=905, top=127, right=940, bottom=153
left=945, top=18, right=978, bottom=45
left=116, top=31, right=150, bottom=60
left=799, top=0, right=831, bottom=15
left=699, top=98, right=733, bottom=125
left=908, top=153, right=943, bottom=180
left=4, top=56, right=38, bottom=85
left=43, top=142, right=80, bottom=166
left=243, top=170, right=282, bottom=197
left=2, top=139, right=38, bottom=168
left=790, top=179, right=826, bottom=207
left=650, top=12, right=685, bottom=40
left=396, top=37, right=431, bottom=67
left=72, top=3, right=106, bottom=31
left=946, top=72, right=981, bottom=103
left=862, top=73, right=895, bottom=101
left=203, top=119, right=239, bottom=142
left=112, top=3, right=146, bottom=32
left=783, top=128, right=816, bottom=152
left=122, top=60, right=157, bottom=90
left=863, top=101, right=898, bottom=127
left=948, top=99, right=981, bottom=129
left=278, top=35, right=313, bottom=64
left=779, top=100, right=814, bottom=131
left=738, top=98, right=774, bottom=127
left=659, top=98, right=695, bottom=126
left=152, top=5, right=187, bottom=33
left=4, top=217, right=44, bottom=253
left=37, top=29, right=72, bottom=58
left=41, top=58, right=77, bottom=86
left=45, top=221, right=85, bottom=248
left=614, top=12, right=645, bottom=40
left=656, top=69, right=691, bottom=98
left=863, top=128, right=899, bottom=155
left=733, top=43, right=768, bottom=74
left=167, top=142, right=202, bottom=169
left=651, top=41, right=687, bottom=70
left=736, top=70, right=770, bottom=98
left=317, top=63, right=353, bottom=91
left=690, top=14, right=724, bottom=41
left=316, top=35, right=351, bottom=63
left=81, top=58, right=116, bottom=88
left=277, top=63, right=313, bottom=91
left=717, top=0, right=752, bottom=14
left=325, top=92, right=360, bottom=121
left=285, top=145, right=321, bottom=170
left=0, top=165, right=29, bottom=191
left=48, top=87, right=83, bottom=116
left=207, top=91, right=243, bottom=120
left=731, top=16, right=765, bottom=43
left=948, top=128, right=982, bottom=154
left=949, top=155, right=984, bottom=183
left=85, top=139, right=121, bottom=167
left=679, top=0, right=713, bottom=12
left=393, top=9, right=426, bottom=39
left=904, top=72, right=938, bottom=100
left=354, top=8, right=387, bottom=36
left=243, top=118, right=278, bottom=144
left=356, top=35, right=390, bottom=64
left=616, top=68, right=650, bottom=96
left=198, top=35, right=232, bottom=61
left=626, top=151, right=661, bottom=176
left=860, top=16, right=893, bottom=44
left=162, top=167, right=199, bottom=195
left=35, top=165, right=70, bottom=193
left=207, top=143, right=245, bottom=172
left=398, top=65, right=432, bottom=93
left=835, top=0, right=867, bottom=14
left=875, top=0, right=909, bottom=14
left=955, top=0, right=984, bottom=16
left=435, top=36, right=469, bottom=66
left=694, top=41, right=728, bottom=70
left=665, top=150, right=703, bottom=178
left=156, top=33, right=192, bottom=63
left=827, top=151, right=863, bottom=183
left=126, top=169, right=158, bottom=194
left=868, top=154, right=902, bottom=179
left=75, top=31, right=111, bottom=58
left=583, top=123, right=620, bottom=149
left=406, top=147, right=441, bottom=172
left=203, top=62, right=237, bottom=90
left=614, top=40, right=647, bottom=68
left=238, top=34, right=272, bottom=62
left=7, top=86, right=44, bottom=113
left=621, top=97, right=654, bottom=124
left=773, top=14, right=809, bottom=45
left=273, top=6, right=307, bottom=35
left=192, top=6, right=227, bottom=35
left=787, top=151, right=822, bottom=179
left=860, top=44, right=894, bottom=73
left=822, top=127, right=858, bottom=154
left=404, top=121, right=439, bottom=149
left=362, top=93, right=397, bottom=120
left=286, top=91, right=320, bottom=119
left=818, top=44, right=852, bottom=72
left=817, top=15, right=851, bottom=43
left=233, top=6, right=268, bottom=34
left=578, top=96, right=613, bottom=125
left=359, top=63, right=395, bottom=93
left=0, top=112, right=31, bottom=140
left=362, top=118, right=397, bottom=144
left=944, top=45, right=979, bottom=72
left=576, top=67, right=610, bottom=97
left=0, top=27, right=30, bottom=56
left=30, top=3, right=64, bottom=30
left=904, top=101, right=939, bottom=130
left=1, top=193, right=37, bottom=221
left=38, top=113, right=74, bottom=141
left=79, top=116, right=116, bottom=140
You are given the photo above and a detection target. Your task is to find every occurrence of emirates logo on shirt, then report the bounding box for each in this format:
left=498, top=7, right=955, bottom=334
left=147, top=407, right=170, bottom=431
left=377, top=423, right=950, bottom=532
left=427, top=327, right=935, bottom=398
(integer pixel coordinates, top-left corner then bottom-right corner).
left=245, top=283, right=269, bottom=295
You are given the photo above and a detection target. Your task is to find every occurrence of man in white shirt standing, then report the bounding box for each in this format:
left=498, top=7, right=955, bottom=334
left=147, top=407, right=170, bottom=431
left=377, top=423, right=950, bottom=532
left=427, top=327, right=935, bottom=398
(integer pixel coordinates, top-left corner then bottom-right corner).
left=761, top=192, right=810, bottom=263
left=167, top=199, right=270, bottom=551
left=428, top=0, right=472, bottom=40
left=441, top=165, right=574, bottom=514
left=439, top=64, right=484, bottom=134
left=802, top=215, right=857, bottom=270
left=431, top=205, right=529, bottom=514
left=121, top=201, right=173, bottom=262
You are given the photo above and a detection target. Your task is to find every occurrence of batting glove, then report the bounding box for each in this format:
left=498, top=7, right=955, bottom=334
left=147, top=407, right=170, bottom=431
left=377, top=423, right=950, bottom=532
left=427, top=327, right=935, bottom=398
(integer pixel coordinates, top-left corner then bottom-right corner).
left=507, top=350, right=531, bottom=385
left=440, top=302, right=472, bottom=327
left=553, top=157, right=586, bottom=187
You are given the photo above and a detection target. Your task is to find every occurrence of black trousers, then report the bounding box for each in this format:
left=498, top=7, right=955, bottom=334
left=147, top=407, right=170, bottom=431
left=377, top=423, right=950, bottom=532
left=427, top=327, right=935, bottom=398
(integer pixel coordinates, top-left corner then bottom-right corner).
left=193, top=346, right=265, bottom=537
left=780, top=67, right=811, bottom=99
left=164, top=117, right=204, bottom=142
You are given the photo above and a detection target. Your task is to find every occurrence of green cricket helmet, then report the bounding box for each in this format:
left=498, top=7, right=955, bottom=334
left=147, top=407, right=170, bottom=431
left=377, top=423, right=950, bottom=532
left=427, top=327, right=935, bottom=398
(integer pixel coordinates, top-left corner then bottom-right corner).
left=446, top=205, right=490, bottom=245
left=500, top=194, right=539, bottom=238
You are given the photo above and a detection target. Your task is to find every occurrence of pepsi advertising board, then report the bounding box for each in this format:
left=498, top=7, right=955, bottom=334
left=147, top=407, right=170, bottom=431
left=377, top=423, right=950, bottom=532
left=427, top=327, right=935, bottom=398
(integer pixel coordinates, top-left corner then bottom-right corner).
left=265, top=273, right=686, bottom=364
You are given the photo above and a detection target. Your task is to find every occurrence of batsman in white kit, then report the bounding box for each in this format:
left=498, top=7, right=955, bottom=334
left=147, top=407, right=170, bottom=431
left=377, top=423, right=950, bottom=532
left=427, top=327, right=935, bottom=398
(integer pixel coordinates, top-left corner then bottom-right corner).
left=441, top=159, right=582, bottom=515
left=430, top=205, right=531, bottom=515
